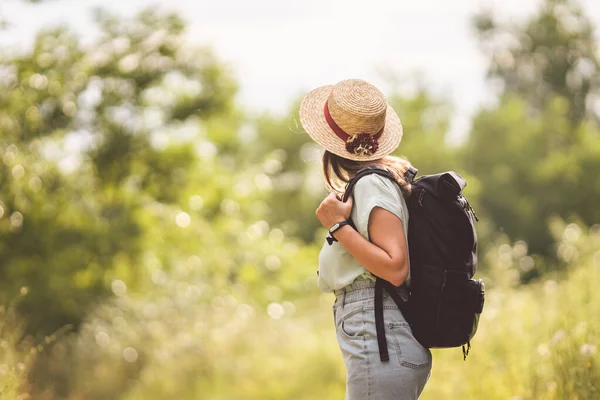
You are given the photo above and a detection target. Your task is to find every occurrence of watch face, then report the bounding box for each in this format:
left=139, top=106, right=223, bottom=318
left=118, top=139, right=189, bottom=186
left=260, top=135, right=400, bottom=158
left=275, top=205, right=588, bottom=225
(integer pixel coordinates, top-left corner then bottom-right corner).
left=330, top=223, right=340, bottom=232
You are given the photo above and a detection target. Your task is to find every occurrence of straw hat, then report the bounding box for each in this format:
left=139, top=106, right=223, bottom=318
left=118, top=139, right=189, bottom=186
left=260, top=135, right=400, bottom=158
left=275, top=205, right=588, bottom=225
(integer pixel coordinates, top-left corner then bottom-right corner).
left=299, top=79, right=403, bottom=161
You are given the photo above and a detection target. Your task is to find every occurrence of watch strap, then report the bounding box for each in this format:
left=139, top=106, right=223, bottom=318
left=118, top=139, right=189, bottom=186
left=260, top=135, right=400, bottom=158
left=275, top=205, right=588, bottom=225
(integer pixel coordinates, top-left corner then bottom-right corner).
left=329, top=220, right=350, bottom=234
left=326, top=220, right=351, bottom=245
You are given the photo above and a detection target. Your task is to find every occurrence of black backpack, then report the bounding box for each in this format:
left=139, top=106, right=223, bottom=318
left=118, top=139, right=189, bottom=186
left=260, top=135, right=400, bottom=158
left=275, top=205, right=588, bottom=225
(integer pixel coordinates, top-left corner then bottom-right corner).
left=340, top=166, right=485, bottom=361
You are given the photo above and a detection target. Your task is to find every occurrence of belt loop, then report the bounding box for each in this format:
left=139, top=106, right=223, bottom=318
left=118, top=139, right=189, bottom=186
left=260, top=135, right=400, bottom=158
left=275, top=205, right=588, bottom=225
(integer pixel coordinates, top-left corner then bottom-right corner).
left=342, top=289, right=347, bottom=308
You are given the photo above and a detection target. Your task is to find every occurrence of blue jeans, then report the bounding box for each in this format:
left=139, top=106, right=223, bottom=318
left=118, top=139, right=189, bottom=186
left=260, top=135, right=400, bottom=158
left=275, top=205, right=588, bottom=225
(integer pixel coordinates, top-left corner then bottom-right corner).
left=333, top=278, right=432, bottom=399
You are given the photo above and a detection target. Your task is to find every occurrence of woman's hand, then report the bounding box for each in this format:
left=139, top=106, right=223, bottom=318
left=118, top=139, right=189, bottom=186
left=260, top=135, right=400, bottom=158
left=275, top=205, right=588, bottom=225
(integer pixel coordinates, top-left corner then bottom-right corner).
left=316, top=192, right=353, bottom=229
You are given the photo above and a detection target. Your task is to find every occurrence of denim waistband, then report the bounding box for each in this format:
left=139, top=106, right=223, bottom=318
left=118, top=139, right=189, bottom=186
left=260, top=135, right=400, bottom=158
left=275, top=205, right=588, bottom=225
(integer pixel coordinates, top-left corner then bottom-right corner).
left=334, top=278, right=409, bottom=306
left=333, top=277, right=375, bottom=296
left=333, top=278, right=408, bottom=304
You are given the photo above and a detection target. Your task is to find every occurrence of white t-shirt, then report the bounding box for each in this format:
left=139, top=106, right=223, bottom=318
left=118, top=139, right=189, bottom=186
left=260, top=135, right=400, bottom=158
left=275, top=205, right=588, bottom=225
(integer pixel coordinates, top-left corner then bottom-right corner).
left=317, top=173, right=410, bottom=292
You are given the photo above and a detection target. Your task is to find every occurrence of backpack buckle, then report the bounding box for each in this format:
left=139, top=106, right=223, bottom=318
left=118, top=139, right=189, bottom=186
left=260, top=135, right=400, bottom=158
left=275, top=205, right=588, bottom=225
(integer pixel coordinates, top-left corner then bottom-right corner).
left=404, top=166, right=418, bottom=184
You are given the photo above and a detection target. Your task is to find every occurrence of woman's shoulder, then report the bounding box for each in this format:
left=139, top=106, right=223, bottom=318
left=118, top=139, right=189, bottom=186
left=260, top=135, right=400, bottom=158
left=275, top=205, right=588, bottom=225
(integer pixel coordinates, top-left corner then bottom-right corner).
left=353, top=172, right=401, bottom=198
left=351, top=171, right=408, bottom=236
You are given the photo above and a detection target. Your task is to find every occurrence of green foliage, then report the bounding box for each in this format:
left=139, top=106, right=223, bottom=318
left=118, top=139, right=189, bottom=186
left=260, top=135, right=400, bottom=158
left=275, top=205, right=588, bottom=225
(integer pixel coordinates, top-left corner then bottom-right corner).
left=473, top=0, right=600, bottom=126
left=0, top=8, right=236, bottom=335
left=388, top=88, right=458, bottom=174
left=466, top=0, right=600, bottom=256
left=1, top=0, right=599, bottom=398
left=0, top=305, right=28, bottom=397
left=0, top=292, right=43, bottom=399
left=3, top=221, right=596, bottom=400
left=464, top=94, right=600, bottom=256
left=238, top=102, right=325, bottom=243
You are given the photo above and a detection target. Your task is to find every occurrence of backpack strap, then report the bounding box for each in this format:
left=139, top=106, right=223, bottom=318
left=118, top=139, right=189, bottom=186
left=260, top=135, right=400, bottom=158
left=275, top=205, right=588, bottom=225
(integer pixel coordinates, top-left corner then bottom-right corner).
left=375, top=278, right=413, bottom=362
left=374, top=278, right=389, bottom=361
left=327, top=165, right=417, bottom=245
left=326, top=166, right=396, bottom=245
left=341, top=166, right=397, bottom=203
left=404, top=165, right=418, bottom=184
left=341, top=164, right=418, bottom=202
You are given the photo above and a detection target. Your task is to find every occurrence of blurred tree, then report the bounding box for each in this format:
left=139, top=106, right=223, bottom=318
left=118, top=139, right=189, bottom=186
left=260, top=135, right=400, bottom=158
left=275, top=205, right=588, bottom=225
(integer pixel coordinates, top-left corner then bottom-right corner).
left=473, top=0, right=600, bottom=127
left=388, top=87, right=460, bottom=174
left=464, top=96, right=600, bottom=257
left=0, top=8, right=236, bottom=335
left=466, top=0, right=600, bottom=257
left=242, top=103, right=325, bottom=243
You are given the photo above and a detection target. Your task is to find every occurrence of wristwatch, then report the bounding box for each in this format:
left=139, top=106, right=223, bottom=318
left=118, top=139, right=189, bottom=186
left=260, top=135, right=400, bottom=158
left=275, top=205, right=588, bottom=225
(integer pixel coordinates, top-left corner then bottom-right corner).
left=326, top=220, right=351, bottom=245
left=329, top=220, right=351, bottom=236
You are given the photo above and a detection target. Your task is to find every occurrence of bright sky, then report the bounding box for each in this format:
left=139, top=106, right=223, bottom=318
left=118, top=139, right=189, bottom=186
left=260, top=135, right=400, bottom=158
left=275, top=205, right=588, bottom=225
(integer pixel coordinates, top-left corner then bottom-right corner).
left=2, top=0, right=600, bottom=143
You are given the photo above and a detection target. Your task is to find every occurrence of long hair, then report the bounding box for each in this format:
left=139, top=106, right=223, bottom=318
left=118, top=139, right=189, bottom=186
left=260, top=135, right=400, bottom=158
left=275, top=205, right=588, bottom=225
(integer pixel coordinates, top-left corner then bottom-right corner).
left=321, top=150, right=413, bottom=198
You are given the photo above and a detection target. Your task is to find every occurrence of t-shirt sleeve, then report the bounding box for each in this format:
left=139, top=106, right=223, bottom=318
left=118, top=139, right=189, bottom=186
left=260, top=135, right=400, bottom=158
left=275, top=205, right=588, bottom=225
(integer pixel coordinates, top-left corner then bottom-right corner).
left=352, top=174, right=405, bottom=240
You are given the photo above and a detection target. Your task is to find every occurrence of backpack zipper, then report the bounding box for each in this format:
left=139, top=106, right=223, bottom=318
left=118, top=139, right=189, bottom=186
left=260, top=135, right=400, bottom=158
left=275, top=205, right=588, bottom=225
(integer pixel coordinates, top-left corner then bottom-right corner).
left=468, top=202, right=479, bottom=222
left=418, top=189, right=426, bottom=207
left=463, top=198, right=479, bottom=222
left=435, top=272, right=447, bottom=328
left=470, top=206, right=479, bottom=222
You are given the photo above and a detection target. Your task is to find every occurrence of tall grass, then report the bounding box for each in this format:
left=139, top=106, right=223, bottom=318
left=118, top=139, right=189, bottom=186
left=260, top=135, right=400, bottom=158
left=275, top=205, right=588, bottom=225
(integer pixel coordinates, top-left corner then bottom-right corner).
left=3, top=220, right=600, bottom=399
left=0, top=290, right=35, bottom=399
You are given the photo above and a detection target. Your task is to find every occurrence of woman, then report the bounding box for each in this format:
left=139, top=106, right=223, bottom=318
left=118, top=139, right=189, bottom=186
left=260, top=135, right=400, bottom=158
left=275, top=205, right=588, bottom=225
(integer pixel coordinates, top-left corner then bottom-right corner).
left=299, top=79, right=432, bottom=399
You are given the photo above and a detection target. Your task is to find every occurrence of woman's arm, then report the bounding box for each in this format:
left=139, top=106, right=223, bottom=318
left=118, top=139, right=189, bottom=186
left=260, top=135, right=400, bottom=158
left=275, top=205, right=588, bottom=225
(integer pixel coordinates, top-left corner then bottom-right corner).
left=316, top=193, right=409, bottom=286
left=334, top=208, right=408, bottom=286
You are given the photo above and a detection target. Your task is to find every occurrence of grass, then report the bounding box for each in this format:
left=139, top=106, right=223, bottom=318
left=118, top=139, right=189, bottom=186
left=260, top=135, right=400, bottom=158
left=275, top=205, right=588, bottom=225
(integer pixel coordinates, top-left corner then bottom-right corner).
left=2, top=221, right=599, bottom=399
left=0, top=290, right=34, bottom=400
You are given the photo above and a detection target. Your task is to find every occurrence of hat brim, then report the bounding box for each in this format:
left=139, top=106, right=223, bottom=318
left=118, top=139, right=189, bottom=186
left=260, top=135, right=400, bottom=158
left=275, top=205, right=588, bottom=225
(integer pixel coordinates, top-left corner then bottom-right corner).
left=299, top=84, right=403, bottom=161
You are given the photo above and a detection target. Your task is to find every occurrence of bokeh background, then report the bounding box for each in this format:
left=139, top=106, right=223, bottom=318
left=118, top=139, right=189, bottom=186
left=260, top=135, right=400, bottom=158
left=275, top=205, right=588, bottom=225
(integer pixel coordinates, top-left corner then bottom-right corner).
left=1, top=0, right=600, bottom=398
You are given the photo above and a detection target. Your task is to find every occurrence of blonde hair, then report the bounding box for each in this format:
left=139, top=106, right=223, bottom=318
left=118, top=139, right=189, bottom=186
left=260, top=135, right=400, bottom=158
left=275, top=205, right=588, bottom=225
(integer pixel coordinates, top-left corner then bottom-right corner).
left=321, top=150, right=413, bottom=198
